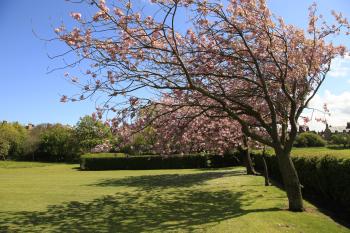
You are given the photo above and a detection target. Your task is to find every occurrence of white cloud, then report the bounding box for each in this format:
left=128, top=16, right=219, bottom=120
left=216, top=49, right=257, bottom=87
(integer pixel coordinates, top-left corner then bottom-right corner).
left=328, top=55, right=350, bottom=79
left=302, top=90, right=350, bottom=131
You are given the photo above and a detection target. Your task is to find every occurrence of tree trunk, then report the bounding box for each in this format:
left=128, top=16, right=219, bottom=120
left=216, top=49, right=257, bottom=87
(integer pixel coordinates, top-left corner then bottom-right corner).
left=243, top=136, right=256, bottom=175
left=244, top=148, right=256, bottom=175
left=262, top=147, right=270, bottom=186
left=276, top=149, right=304, bottom=211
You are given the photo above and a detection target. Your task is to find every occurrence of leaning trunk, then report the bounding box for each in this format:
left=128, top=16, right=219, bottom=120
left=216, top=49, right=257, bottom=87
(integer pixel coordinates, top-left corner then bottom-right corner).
left=262, top=147, right=270, bottom=186
left=242, top=136, right=256, bottom=175
left=276, top=149, right=303, bottom=211
left=244, top=148, right=256, bottom=175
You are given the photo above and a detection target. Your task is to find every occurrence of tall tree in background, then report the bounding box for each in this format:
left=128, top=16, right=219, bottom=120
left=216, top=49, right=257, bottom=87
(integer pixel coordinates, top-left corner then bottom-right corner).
left=55, top=0, right=349, bottom=211
left=0, top=138, right=10, bottom=161
left=38, top=124, right=76, bottom=162
left=74, top=115, right=112, bottom=152
left=0, top=122, right=27, bottom=160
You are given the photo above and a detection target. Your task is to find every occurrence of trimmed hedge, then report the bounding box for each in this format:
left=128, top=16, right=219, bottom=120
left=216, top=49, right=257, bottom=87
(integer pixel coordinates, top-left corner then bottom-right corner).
left=208, top=153, right=240, bottom=168
left=80, top=153, right=239, bottom=170
left=249, top=151, right=350, bottom=214
left=81, top=153, right=127, bottom=159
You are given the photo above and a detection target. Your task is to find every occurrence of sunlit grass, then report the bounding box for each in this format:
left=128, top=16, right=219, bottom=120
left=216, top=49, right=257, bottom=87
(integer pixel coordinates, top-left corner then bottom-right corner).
left=0, top=160, right=54, bottom=169
left=291, top=147, right=350, bottom=158
left=256, top=147, right=350, bottom=159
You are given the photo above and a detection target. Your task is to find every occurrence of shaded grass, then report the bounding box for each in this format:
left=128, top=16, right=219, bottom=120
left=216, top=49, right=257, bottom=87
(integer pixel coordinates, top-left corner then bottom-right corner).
left=0, top=162, right=348, bottom=233
left=93, top=170, right=245, bottom=189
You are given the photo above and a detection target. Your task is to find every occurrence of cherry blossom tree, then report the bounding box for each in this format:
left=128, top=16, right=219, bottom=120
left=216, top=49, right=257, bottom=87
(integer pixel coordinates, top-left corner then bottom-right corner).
left=54, top=0, right=349, bottom=211
left=114, top=92, right=259, bottom=174
left=143, top=94, right=260, bottom=175
left=146, top=98, right=242, bottom=155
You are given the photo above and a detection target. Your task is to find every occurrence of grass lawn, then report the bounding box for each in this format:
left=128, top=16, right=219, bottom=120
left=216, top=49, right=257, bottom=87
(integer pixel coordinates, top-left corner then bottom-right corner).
left=259, top=147, right=350, bottom=159
left=0, top=162, right=348, bottom=233
left=291, top=147, right=350, bottom=158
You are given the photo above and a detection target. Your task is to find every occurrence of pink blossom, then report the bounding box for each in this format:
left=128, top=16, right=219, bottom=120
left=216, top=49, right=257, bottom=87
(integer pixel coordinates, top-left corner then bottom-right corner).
left=114, top=8, right=124, bottom=17
left=60, top=95, right=68, bottom=103
left=70, top=12, right=82, bottom=21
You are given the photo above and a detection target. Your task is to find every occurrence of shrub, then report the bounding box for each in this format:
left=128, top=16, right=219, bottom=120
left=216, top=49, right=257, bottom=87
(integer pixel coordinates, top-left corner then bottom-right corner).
left=250, top=150, right=350, bottom=215
left=294, top=132, right=326, bottom=147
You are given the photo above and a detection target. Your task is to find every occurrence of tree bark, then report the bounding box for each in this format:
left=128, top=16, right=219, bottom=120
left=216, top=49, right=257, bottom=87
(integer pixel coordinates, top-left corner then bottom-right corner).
left=276, top=149, right=304, bottom=211
left=262, top=147, right=270, bottom=186
left=243, top=136, right=256, bottom=175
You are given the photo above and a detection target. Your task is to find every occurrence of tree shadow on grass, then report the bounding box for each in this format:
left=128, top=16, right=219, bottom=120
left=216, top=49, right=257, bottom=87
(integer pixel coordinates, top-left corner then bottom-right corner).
left=0, top=189, right=281, bottom=233
left=0, top=171, right=282, bottom=232
left=92, top=170, right=245, bottom=190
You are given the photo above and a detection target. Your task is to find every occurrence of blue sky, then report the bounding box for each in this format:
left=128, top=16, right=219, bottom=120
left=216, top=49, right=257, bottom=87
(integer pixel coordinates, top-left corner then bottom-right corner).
left=1, top=0, right=350, bottom=129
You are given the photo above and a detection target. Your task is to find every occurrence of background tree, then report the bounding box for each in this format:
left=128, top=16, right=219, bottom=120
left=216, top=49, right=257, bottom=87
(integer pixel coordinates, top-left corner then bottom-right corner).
left=331, top=133, right=350, bottom=148
left=294, top=132, right=326, bottom=147
left=74, top=115, right=112, bottom=152
left=37, top=124, right=77, bottom=162
left=22, top=124, right=52, bottom=161
left=0, top=138, right=10, bottom=161
left=0, top=122, right=27, bottom=160
left=55, top=0, right=349, bottom=211
left=117, top=126, right=156, bottom=155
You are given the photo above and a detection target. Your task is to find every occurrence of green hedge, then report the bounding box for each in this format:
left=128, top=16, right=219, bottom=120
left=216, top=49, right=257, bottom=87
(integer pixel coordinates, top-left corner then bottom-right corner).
left=249, top=151, right=350, bottom=214
left=208, top=153, right=240, bottom=168
left=81, top=153, right=128, bottom=159
left=80, top=153, right=239, bottom=170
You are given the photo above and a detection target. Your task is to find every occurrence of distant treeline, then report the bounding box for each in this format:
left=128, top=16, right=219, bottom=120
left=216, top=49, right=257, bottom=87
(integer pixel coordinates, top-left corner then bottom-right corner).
left=0, top=116, right=112, bottom=162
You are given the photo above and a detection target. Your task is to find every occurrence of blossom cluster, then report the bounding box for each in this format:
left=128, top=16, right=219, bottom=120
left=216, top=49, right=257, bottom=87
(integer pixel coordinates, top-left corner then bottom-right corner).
left=90, top=140, right=112, bottom=153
